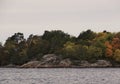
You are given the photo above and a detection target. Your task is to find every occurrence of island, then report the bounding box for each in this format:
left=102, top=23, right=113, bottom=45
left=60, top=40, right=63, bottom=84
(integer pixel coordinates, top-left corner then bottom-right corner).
left=0, top=29, right=120, bottom=68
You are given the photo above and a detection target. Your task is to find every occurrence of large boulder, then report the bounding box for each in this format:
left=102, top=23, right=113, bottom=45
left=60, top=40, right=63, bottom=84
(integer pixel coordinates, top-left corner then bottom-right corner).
left=21, top=61, right=40, bottom=68
left=42, top=54, right=60, bottom=64
left=36, top=54, right=61, bottom=68
left=21, top=54, right=61, bottom=68
left=59, top=59, right=72, bottom=67
left=80, top=60, right=90, bottom=67
left=91, top=60, right=112, bottom=67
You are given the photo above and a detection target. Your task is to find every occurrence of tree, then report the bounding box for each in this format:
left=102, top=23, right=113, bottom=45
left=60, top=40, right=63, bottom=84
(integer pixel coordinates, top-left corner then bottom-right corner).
left=93, top=32, right=112, bottom=58
left=77, top=29, right=96, bottom=40
left=3, top=33, right=28, bottom=65
left=113, top=49, right=120, bottom=62
left=77, top=30, right=96, bottom=46
left=87, top=46, right=102, bottom=62
left=112, top=37, right=120, bottom=50
left=105, top=41, right=113, bottom=57
left=8, top=32, right=24, bottom=44
left=42, top=30, right=70, bottom=53
left=60, top=41, right=90, bottom=61
left=0, top=48, right=10, bottom=65
left=27, top=35, right=49, bottom=60
left=60, top=41, right=79, bottom=59
left=0, top=30, right=120, bottom=66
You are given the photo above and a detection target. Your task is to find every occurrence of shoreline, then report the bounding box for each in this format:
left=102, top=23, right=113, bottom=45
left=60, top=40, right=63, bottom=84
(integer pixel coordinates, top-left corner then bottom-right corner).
left=1, top=65, right=120, bottom=68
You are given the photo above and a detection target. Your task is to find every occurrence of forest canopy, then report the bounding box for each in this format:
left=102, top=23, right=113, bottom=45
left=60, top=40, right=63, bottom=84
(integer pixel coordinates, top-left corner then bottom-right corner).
left=0, top=29, right=120, bottom=66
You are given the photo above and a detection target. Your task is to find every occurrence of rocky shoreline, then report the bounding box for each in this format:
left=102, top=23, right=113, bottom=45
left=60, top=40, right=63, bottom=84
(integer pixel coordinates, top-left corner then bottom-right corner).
left=1, top=54, right=120, bottom=68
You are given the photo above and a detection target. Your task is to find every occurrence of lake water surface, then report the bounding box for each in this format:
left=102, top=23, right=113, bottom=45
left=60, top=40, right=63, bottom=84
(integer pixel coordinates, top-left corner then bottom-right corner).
left=0, top=68, right=120, bottom=84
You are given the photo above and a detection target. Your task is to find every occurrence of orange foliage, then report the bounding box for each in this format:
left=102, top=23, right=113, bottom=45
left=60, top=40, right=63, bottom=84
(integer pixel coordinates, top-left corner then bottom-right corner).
left=112, top=38, right=120, bottom=50
left=105, top=48, right=113, bottom=57
left=105, top=41, right=113, bottom=57
left=105, top=41, right=112, bottom=49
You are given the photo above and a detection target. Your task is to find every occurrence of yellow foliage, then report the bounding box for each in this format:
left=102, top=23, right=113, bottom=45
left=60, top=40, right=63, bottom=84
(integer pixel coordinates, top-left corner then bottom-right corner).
left=63, top=41, right=76, bottom=51
left=113, top=49, right=120, bottom=62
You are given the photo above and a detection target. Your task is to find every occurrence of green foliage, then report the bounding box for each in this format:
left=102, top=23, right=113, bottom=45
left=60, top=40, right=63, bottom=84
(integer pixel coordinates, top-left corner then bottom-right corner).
left=0, top=48, right=10, bottom=65
left=78, top=29, right=96, bottom=40
left=77, top=30, right=96, bottom=46
left=60, top=41, right=80, bottom=59
left=0, top=30, right=120, bottom=66
left=27, top=35, right=49, bottom=60
left=86, top=46, right=102, bottom=62
left=42, top=30, right=70, bottom=53
left=3, top=33, right=28, bottom=65
left=60, top=42, right=102, bottom=62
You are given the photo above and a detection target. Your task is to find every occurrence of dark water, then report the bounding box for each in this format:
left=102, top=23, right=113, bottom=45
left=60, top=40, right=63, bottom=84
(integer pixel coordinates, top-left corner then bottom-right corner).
left=0, top=68, right=120, bottom=84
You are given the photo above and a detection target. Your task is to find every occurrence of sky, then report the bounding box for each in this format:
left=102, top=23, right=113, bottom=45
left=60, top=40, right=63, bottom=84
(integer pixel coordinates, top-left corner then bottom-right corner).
left=0, top=0, right=120, bottom=43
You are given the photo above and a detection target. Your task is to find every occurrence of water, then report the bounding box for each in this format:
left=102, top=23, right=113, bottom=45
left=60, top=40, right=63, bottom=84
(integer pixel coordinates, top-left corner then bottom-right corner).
left=0, top=68, right=120, bottom=84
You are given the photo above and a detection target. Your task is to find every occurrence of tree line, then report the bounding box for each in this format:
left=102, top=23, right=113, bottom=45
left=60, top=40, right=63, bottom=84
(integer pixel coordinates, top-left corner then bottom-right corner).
left=0, top=29, right=120, bottom=66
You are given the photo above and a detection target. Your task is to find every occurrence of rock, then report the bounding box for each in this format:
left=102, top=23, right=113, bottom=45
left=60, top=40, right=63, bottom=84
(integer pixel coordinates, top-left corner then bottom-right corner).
left=80, top=60, right=90, bottom=67
left=59, top=59, right=72, bottom=67
left=91, top=60, right=112, bottom=67
left=5, top=64, right=17, bottom=68
left=21, top=55, right=112, bottom=68
left=80, top=60, right=112, bottom=67
left=21, top=61, right=40, bottom=68
left=36, top=54, right=61, bottom=68
left=21, top=54, right=61, bottom=68
left=41, top=54, right=61, bottom=65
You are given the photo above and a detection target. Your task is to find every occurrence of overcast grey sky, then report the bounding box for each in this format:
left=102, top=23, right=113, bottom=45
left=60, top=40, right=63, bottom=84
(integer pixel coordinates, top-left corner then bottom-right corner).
left=0, top=0, right=120, bottom=43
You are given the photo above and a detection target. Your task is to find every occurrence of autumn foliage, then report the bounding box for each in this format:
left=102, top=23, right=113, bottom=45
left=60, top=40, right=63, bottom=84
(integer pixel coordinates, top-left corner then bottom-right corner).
left=0, top=30, right=120, bottom=66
